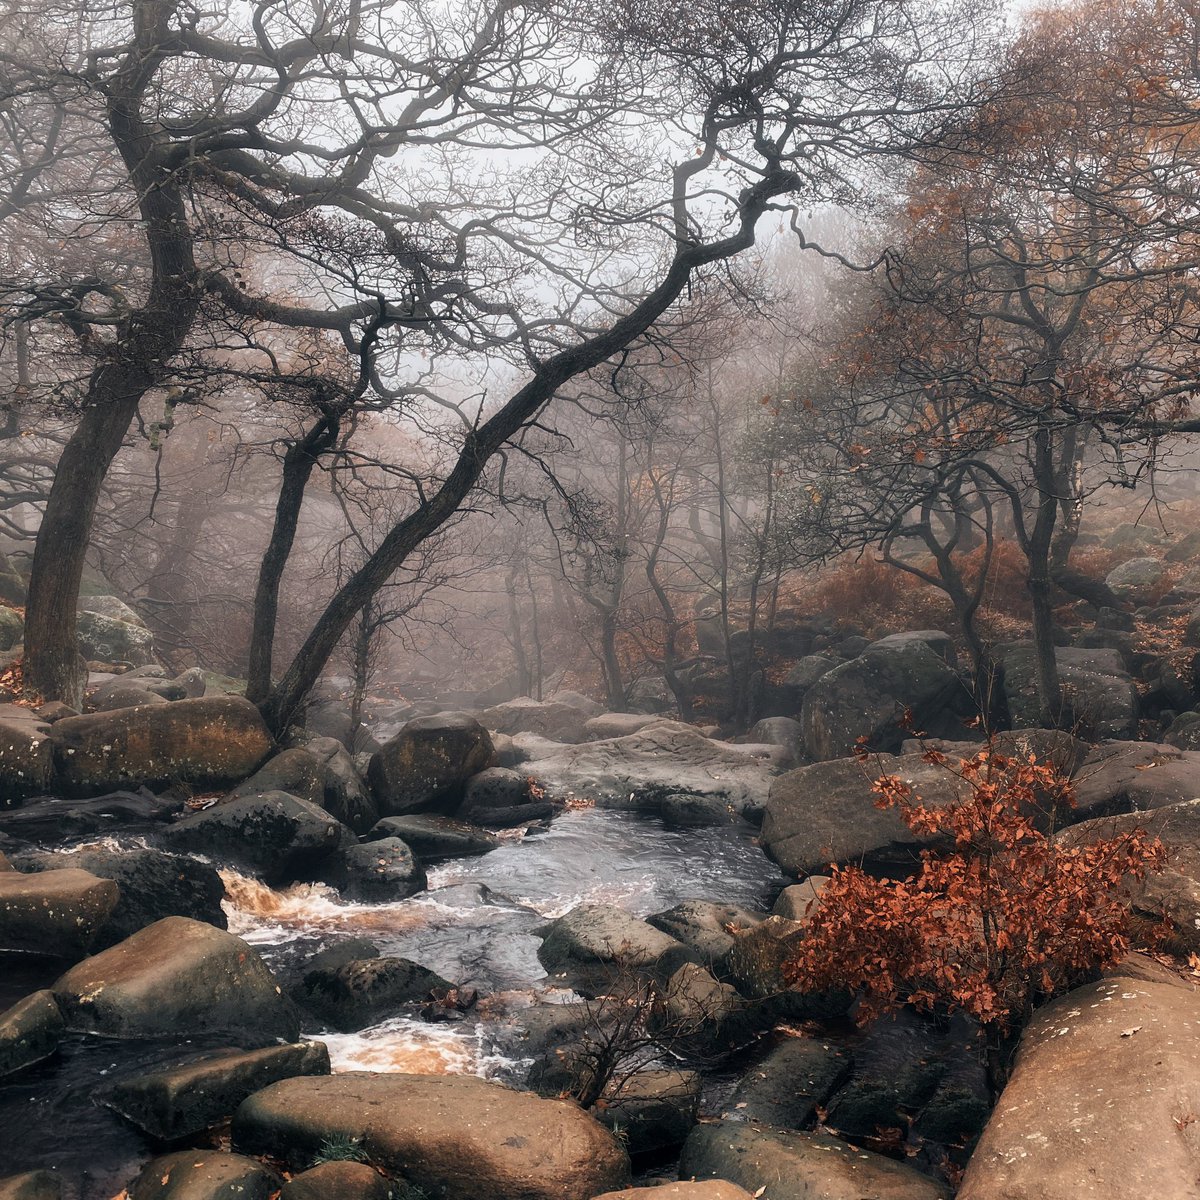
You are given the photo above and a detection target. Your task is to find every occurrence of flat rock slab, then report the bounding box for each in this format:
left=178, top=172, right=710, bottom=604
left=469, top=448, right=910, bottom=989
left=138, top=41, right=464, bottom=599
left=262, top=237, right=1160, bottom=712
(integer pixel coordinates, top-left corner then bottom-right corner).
left=679, top=1122, right=949, bottom=1199
left=107, top=1041, right=330, bottom=1140
left=232, top=1072, right=630, bottom=1200
left=49, top=697, right=273, bottom=797
left=53, top=916, right=298, bottom=1042
left=0, top=990, right=63, bottom=1078
left=129, top=1152, right=281, bottom=1200
left=958, top=966, right=1200, bottom=1199
left=0, top=868, right=119, bottom=957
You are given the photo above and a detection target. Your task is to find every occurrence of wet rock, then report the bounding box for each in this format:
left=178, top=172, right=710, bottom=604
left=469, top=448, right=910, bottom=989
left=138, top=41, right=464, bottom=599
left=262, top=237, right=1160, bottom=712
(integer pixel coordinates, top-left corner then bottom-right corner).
left=295, top=956, right=452, bottom=1032
left=48, top=697, right=274, bottom=797
left=129, top=1151, right=281, bottom=1200
left=537, top=904, right=700, bottom=992
left=305, top=736, right=378, bottom=833
left=522, top=725, right=776, bottom=815
left=163, top=791, right=354, bottom=886
left=0, top=1172, right=61, bottom=1200
left=679, top=1122, right=950, bottom=1199
left=107, top=1041, right=331, bottom=1140
left=482, top=697, right=592, bottom=744
left=366, top=814, right=499, bottom=859
left=593, top=1185, right=754, bottom=1200
left=958, top=964, right=1200, bottom=1200
left=232, top=1072, right=631, bottom=1200
left=230, top=747, right=327, bottom=806
left=367, top=714, right=495, bottom=815
left=281, top=1162, right=392, bottom=1200
left=76, top=608, right=154, bottom=667
left=462, top=766, right=530, bottom=809
left=53, top=916, right=299, bottom=1042
left=771, top=877, right=829, bottom=924
left=0, top=990, right=64, bottom=1078
left=18, top=847, right=226, bottom=945
left=0, top=788, right=178, bottom=843
left=653, top=964, right=753, bottom=1051
left=661, top=793, right=740, bottom=828
left=595, top=1069, right=701, bottom=1155
left=317, top=838, right=427, bottom=902
left=726, top=1035, right=851, bottom=1128
left=647, top=901, right=764, bottom=965
left=0, top=708, right=54, bottom=803
left=1000, top=643, right=1137, bottom=739
left=801, top=634, right=967, bottom=761
left=0, top=867, right=120, bottom=957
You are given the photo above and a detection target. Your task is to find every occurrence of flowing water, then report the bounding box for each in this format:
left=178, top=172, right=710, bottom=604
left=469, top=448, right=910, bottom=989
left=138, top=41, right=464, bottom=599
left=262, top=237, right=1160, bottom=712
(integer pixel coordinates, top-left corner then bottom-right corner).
left=0, top=807, right=786, bottom=1196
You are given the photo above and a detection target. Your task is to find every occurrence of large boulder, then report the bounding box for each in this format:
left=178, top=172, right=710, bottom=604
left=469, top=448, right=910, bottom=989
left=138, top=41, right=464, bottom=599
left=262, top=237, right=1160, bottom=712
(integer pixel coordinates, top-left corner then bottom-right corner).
left=128, top=1152, right=281, bottom=1200
left=678, top=1122, right=949, bottom=1199
left=1071, top=741, right=1200, bottom=815
left=800, top=634, right=968, bottom=761
left=365, top=814, right=498, bottom=859
left=52, top=916, right=299, bottom=1042
left=48, top=697, right=273, bottom=797
left=76, top=607, right=154, bottom=666
left=229, top=747, right=327, bottom=806
left=958, top=963, right=1200, bottom=1200
left=1000, top=643, right=1137, bottom=739
left=646, top=901, right=764, bottom=965
left=162, top=791, right=354, bottom=885
left=1104, top=556, right=1167, bottom=604
left=725, top=1035, right=852, bottom=1128
left=537, top=904, right=700, bottom=993
left=481, top=697, right=592, bottom=744
left=0, top=607, right=23, bottom=651
left=594, top=1069, right=701, bottom=1155
left=108, top=1041, right=331, bottom=1140
left=0, top=788, right=178, bottom=843
left=367, top=714, right=495, bottom=816
left=520, top=725, right=777, bottom=815
left=317, top=838, right=426, bottom=902
left=232, top=1073, right=630, bottom=1200
left=0, top=708, right=54, bottom=803
left=306, top=735, right=378, bottom=832
left=594, top=1187, right=754, bottom=1200
left=281, top=1163, right=392, bottom=1200
left=0, top=990, right=64, bottom=1079
left=89, top=683, right=168, bottom=713
left=17, top=846, right=226, bottom=945
left=0, top=867, right=120, bottom=957
left=295, top=956, right=452, bottom=1032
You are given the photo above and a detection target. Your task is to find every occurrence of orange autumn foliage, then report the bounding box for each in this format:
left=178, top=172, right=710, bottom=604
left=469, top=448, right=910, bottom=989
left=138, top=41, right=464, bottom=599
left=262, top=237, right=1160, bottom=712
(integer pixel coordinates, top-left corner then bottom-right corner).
left=785, top=743, right=1168, bottom=1033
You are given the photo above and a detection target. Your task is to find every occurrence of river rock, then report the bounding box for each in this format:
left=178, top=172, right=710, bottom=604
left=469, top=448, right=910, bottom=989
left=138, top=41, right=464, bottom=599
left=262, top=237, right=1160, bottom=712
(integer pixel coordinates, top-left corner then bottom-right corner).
left=317, top=838, right=426, bottom=902
left=596, top=1069, right=701, bottom=1155
left=367, top=714, right=495, bottom=815
left=538, top=904, right=700, bottom=992
left=17, top=847, right=226, bottom=946
left=305, top=735, right=378, bottom=832
left=660, top=793, right=740, bottom=827
left=958, top=964, right=1200, bottom=1199
left=0, top=708, right=54, bottom=802
left=163, top=791, right=354, bottom=885
left=281, top=1162, right=392, bottom=1200
left=521, top=725, right=776, bottom=814
left=800, top=634, right=967, bottom=761
left=48, top=697, right=273, bottom=797
left=1000, top=643, right=1137, bottom=739
left=0, top=867, right=119, bottom=956
left=0, top=788, right=178, bottom=843
left=654, top=963, right=753, bottom=1051
left=232, top=1072, right=631, bottom=1200
left=0, top=990, right=64, bottom=1078
left=366, top=813, right=498, bottom=858
left=647, top=901, right=764, bottom=965
left=229, top=747, right=326, bottom=806
left=53, top=916, right=299, bottom=1041
left=593, top=1186, right=754, bottom=1200
left=679, top=1123, right=949, bottom=1199
left=107, top=1041, right=331, bottom=1140
left=0, top=1173, right=60, bottom=1200
left=771, top=876, right=829, bottom=924
left=482, top=697, right=592, bottom=743
left=76, top=608, right=154, bottom=667
left=296, top=955, right=452, bottom=1032
left=726, top=1035, right=852, bottom=1128
left=129, top=1152, right=281, bottom=1200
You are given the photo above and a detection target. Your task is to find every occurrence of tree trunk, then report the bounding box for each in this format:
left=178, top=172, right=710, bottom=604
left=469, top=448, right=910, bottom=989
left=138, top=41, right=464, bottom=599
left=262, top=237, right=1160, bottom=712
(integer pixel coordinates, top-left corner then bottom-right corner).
left=1028, top=426, right=1063, bottom=726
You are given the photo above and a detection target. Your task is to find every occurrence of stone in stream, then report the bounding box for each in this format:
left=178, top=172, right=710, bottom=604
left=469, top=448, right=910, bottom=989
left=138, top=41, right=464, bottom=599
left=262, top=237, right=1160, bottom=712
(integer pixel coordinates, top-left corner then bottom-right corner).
left=16, top=847, right=226, bottom=946
left=771, top=876, right=829, bottom=924
left=957, top=959, right=1200, bottom=1200
left=660, top=793, right=740, bottom=828
left=281, top=1162, right=392, bottom=1200
left=128, top=1151, right=282, bottom=1200
left=366, top=813, right=499, bottom=859
left=232, top=1072, right=630, bottom=1200
left=537, top=904, right=700, bottom=993
left=654, top=963, right=755, bottom=1051
left=295, top=956, right=453, bottom=1033
left=162, top=791, right=355, bottom=886
left=53, top=916, right=299, bottom=1042
left=48, top=697, right=274, bottom=797
left=0, top=788, right=179, bottom=844
left=106, top=1041, right=331, bottom=1140
left=594, top=1069, right=701, bottom=1156
left=316, top=838, right=427, bottom=902
left=228, top=746, right=328, bottom=806
left=367, top=713, right=496, bottom=816
left=0, top=990, right=64, bottom=1079
left=0, top=707, right=55, bottom=802
left=459, top=766, right=554, bottom=827
left=0, top=867, right=119, bottom=957
left=304, top=735, right=378, bottom=833
left=646, top=900, right=765, bottom=965
left=725, top=1035, right=852, bottom=1128
left=678, top=1123, right=951, bottom=1200
left=0, top=1172, right=61, bottom=1200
